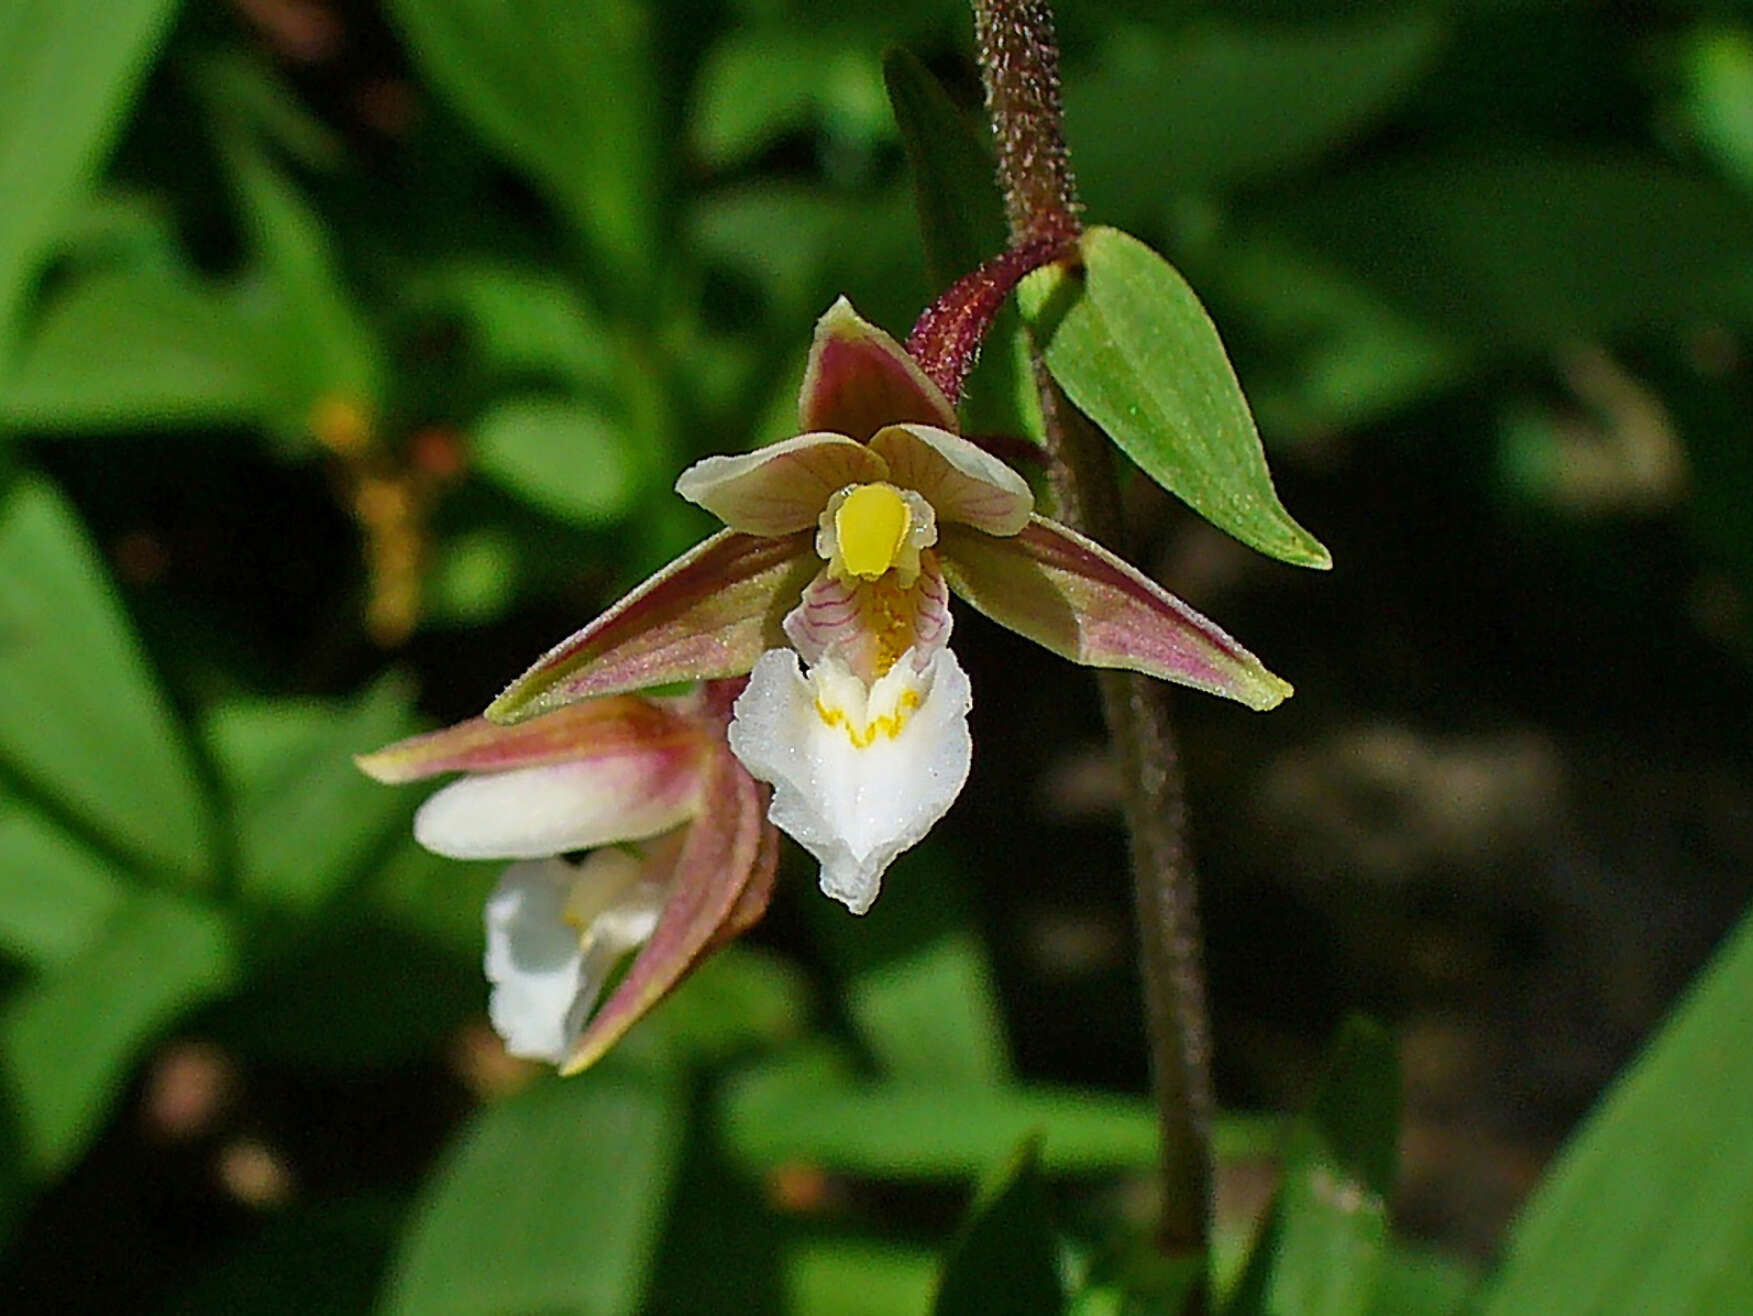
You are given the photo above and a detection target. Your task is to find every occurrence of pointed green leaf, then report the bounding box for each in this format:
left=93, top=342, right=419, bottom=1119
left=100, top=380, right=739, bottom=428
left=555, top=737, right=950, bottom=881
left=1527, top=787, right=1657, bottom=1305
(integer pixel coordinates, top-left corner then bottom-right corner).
left=0, top=888, right=236, bottom=1177
left=1019, top=226, right=1330, bottom=569
left=0, top=0, right=180, bottom=363
left=1227, top=1016, right=1399, bottom=1316
left=385, top=0, right=657, bottom=276
left=696, top=34, right=889, bottom=169
left=787, top=1240, right=938, bottom=1316
left=0, top=478, right=213, bottom=882
left=883, top=48, right=1006, bottom=294
left=385, top=1075, right=684, bottom=1316
left=220, top=134, right=383, bottom=433
left=934, top=1139, right=1065, bottom=1316
left=1477, top=907, right=1753, bottom=1316
left=883, top=48, right=1035, bottom=440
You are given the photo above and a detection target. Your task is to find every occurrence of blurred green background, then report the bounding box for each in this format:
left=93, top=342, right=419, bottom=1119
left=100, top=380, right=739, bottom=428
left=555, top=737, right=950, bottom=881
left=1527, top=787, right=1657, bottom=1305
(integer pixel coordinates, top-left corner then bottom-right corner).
left=4, top=0, right=1753, bottom=1311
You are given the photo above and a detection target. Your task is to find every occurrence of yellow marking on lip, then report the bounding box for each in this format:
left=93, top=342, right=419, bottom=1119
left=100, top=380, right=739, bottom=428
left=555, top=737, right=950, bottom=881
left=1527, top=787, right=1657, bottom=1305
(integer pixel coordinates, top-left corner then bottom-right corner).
left=814, top=689, right=922, bottom=748
left=835, top=484, right=911, bottom=579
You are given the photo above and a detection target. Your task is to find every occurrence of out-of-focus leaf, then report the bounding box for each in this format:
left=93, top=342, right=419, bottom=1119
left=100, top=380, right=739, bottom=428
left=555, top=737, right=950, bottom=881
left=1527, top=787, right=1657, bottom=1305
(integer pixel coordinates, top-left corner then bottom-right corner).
left=206, top=677, right=417, bottom=913
left=0, top=888, right=235, bottom=1177
left=720, top=1057, right=1279, bottom=1178
left=1368, top=1245, right=1476, bottom=1316
left=1678, top=25, right=1753, bottom=195
left=933, top=1139, right=1065, bottom=1316
left=0, top=0, right=180, bottom=362
left=1477, top=907, right=1753, bottom=1316
left=787, top=1239, right=938, bottom=1316
left=193, top=50, right=344, bottom=172
left=1227, top=1016, right=1400, bottom=1316
left=1067, top=15, right=1442, bottom=219
left=363, top=838, right=499, bottom=958
left=0, top=799, right=128, bottom=969
left=810, top=843, right=1009, bottom=1082
left=643, top=944, right=810, bottom=1066
left=384, top=1075, right=683, bottom=1316
left=1274, top=151, right=1753, bottom=348
left=1020, top=226, right=1331, bottom=568
left=221, top=135, right=383, bottom=437
left=1, top=270, right=285, bottom=432
left=207, top=920, right=481, bottom=1071
left=167, top=1197, right=404, bottom=1316
left=695, top=33, right=889, bottom=167
left=410, top=260, right=617, bottom=392
left=1204, top=230, right=1468, bottom=438
left=386, top=0, right=657, bottom=276
left=427, top=530, right=520, bottom=627
left=471, top=395, right=642, bottom=524
left=0, top=477, right=213, bottom=883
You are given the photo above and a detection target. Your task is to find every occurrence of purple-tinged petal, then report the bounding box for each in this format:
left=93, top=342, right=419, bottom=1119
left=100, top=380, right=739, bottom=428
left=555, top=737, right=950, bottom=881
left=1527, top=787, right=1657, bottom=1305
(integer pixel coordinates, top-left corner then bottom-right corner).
left=488, top=529, right=818, bottom=723
left=355, top=697, right=698, bottom=784
left=675, top=432, right=888, bottom=535
left=937, top=517, right=1293, bottom=710
left=560, top=744, right=770, bottom=1074
left=869, top=423, right=1033, bottom=535
left=411, top=739, right=704, bottom=859
left=799, top=297, right=959, bottom=440
left=782, top=555, right=953, bottom=683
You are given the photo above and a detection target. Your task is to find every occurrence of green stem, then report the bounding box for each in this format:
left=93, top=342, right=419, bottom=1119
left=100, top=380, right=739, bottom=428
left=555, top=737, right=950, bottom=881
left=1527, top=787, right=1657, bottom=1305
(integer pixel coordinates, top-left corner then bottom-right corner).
left=972, top=0, right=1215, bottom=1290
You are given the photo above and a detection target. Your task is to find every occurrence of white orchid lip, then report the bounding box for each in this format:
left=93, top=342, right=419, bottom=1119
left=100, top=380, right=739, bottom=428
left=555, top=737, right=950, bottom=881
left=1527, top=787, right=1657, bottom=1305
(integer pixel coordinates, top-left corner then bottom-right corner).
left=728, top=646, right=973, bottom=915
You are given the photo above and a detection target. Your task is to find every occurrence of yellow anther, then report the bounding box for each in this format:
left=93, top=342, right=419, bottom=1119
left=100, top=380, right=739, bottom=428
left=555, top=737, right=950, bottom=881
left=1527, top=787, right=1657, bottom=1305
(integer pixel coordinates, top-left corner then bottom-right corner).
left=835, top=484, right=911, bottom=580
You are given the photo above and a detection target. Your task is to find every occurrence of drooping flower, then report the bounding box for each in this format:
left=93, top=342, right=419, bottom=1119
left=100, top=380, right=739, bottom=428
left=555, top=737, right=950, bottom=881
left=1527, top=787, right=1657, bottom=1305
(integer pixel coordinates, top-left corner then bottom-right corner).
left=485, top=298, right=1291, bottom=914
left=356, top=684, right=775, bottom=1073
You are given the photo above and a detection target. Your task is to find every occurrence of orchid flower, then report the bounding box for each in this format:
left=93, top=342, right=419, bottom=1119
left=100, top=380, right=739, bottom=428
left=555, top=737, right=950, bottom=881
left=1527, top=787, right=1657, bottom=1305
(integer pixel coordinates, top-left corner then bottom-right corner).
left=485, top=298, right=1291, bottom=915
left=356, top=684, right=775, bottom=1073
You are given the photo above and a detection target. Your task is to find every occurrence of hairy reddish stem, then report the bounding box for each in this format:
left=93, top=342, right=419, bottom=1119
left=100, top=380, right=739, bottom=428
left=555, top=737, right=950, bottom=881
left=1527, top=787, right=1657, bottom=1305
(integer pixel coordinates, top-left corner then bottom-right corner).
left=905, top=236, right=1067, bottom=405
left=971, top=0, right=1215, bottom=1293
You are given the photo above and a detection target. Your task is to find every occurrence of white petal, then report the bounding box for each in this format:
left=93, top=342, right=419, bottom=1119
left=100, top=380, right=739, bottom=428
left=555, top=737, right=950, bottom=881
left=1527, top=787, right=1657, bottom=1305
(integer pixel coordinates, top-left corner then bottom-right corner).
left=482, top=853, right=669, bottom=1065
left=413, top=755, right=699, bottom=860
left=727, top=646, right=973, bottom=915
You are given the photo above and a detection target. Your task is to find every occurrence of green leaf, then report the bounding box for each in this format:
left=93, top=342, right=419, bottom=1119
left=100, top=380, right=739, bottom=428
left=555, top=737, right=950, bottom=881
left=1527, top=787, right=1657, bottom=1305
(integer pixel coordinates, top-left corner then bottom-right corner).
left=0, top=798, right=129, bottom=969
left=642, top=945, right=811, bottom=1067
left=695, top=33, right=890, bottom=168
left=721, top=1056, right=1280, bottom=1179
left=934, top=1139, right=1065, bottom=1316
left=384, top=1075, right=683, bottom=1316
left=1226, top=1016, right=1400, bottom=1316
left=1368, top=1245, right=1476, bottom=1316
left=882, top=48, right=1006, bottom=293
left=0, top=477, right=213, bottom=882
left=0, top=0, right=180, bottom=363
left=883, top=48, right=1036, bottom=440
left=809, top=843, right=1009, bottom=1083
left=386, top=0, right=657, bottom=277
left=1, top=269, right=285, bottom=433
left=410, top=260, right=617, bottom=393
left=220, top=134, right=383, bottom=434
left=0, top=888, right=235, bottom=1177
left=471, top=395, right=642, bottom=525
left=1066, top=15, right=1442, bottom=215
left=786, top=1239, right=938, bottom=1316
left=1273, top=151, right=1753, bottom=348
left=205, top=676, right=418, bottom=913
left=1019, top=226, right=1331, bottom=569
left=1476, top=906, right=1753, bottom=1316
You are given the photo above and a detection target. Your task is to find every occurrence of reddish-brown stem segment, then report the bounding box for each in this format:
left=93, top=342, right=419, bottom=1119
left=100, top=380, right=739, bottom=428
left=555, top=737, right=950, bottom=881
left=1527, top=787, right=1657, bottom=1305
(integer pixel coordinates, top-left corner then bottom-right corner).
left=971, top=0, right=1215, bottom=1293
left=905, top=236, right=1067, bottom=405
